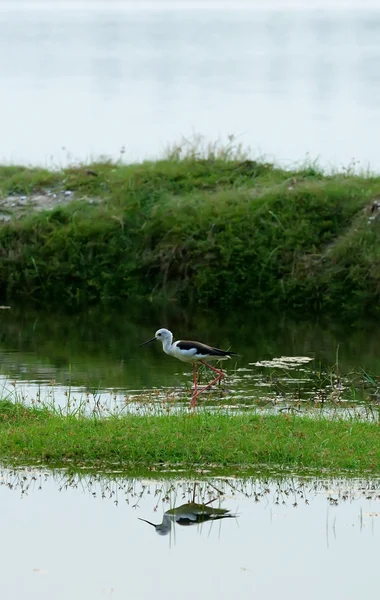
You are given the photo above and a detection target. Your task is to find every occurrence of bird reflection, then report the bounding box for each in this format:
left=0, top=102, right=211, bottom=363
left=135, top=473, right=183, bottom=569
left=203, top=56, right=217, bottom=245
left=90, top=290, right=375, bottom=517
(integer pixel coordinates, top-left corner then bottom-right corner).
left=139, top=485, right=237, bottom=536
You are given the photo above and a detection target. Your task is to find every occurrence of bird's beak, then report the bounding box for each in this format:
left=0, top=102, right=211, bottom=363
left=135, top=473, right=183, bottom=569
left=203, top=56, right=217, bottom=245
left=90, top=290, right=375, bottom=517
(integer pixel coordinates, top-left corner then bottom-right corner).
left=138, top=518, right=156, bottom=527
left=139, top=337, right=156, bottom=347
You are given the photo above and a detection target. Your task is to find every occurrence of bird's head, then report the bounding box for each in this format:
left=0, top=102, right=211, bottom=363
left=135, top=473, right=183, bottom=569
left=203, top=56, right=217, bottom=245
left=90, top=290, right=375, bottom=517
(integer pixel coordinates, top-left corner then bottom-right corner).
left=139, top=328, right=173, bottom=347
left=154, top=328, right=172, bottom=343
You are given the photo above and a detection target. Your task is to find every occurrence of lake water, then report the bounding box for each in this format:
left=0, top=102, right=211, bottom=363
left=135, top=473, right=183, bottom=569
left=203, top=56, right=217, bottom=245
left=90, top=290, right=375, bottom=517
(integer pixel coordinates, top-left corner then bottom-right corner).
left=0, top=306, right=379, bottom=413
left=0, top=466, right=379, bottom=599
left=1, top=1, right=380, bottom=170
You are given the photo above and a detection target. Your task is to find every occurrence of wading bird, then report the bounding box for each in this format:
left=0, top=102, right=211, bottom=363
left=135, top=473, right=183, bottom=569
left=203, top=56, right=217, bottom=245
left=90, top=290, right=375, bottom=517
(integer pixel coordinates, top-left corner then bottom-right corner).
left=138, top=482, right=237, bottom=535
left=139, top=328, right=238, bottom=407
left=139, top=501, right=235, bottom=535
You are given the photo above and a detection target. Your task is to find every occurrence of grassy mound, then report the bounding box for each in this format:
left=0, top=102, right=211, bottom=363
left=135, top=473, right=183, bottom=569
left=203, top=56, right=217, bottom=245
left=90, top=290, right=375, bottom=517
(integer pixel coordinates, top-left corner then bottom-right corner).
left=0, top=156, right=379, bottom=317
left=0, top=400, right=379, bottom=473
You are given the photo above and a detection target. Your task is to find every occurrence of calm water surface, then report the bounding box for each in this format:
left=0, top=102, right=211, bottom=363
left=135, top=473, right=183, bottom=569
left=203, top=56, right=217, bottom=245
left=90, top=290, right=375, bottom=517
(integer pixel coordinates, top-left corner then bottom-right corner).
left=0, top=467, right=379, bottom=599
left=1, top=1, right=380, bottom=169
left=0, top=307, right=379, bottom=411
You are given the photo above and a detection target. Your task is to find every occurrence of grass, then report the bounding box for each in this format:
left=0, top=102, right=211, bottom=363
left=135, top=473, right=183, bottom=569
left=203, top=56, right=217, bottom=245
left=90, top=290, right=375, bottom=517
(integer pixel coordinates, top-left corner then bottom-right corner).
left=1, top=399, right=380, bottom=474
left=0, top=141, right=379, bottom=318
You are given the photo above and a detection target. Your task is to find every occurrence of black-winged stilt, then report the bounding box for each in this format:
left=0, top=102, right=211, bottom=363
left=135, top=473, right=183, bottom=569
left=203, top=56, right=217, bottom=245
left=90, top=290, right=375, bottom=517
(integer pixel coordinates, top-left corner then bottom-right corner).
left=139, top=328, right=238, bottom=407
left=138, top=482, right=236, bottom=535
left=138, top=501, right=235, bottom=535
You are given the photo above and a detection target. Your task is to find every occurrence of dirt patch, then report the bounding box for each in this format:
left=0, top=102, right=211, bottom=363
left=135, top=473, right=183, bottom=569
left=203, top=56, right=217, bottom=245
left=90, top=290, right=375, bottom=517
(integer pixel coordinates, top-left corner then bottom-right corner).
left=0, top=190, right=100, bottom=222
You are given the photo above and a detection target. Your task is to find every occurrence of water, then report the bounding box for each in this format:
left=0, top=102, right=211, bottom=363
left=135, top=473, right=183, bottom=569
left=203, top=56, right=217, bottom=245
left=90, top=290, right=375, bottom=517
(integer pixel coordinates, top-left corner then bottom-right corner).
left=1, top=1, right=380, bottom=169
left=0, top=466, right=379, bottom=599
left=0, top=306, right=379, bottom=412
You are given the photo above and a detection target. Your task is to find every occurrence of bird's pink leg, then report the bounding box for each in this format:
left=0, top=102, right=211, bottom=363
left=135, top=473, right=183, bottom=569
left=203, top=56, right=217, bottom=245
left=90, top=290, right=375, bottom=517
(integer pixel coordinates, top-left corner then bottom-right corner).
left=191, top=363, right=198, bottom=407
left=192, top=482, right=197, bottom=502
left=193, top=363, right=198, bottom=394
left=204, top=497, right=218, bottom=506
left=195, top=373, right=223, bottom=396
left=201, top=361, right=224, bottom=377
left=190, top=361, right=224, bottom=408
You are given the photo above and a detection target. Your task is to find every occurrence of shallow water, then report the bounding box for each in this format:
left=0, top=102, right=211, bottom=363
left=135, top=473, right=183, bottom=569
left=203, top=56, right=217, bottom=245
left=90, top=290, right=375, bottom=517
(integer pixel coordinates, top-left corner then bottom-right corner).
left=0, top=307, right=379, bottom=412
left=1, top=1, right=380, bottom=169
left=0, top=466, right=379, bottom=599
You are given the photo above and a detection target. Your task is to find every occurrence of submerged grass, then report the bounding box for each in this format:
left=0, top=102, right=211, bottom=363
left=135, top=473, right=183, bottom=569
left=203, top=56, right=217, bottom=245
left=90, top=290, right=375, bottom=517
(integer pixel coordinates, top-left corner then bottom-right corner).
left=1, top=400, right=379, bottom=474
left=0, top=141, right=379, bottom=317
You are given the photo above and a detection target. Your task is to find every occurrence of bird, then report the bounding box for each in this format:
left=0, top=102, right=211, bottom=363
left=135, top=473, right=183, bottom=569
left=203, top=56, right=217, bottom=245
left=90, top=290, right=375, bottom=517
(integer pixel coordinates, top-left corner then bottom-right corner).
left=139, top=328, right=238, bottom=407
left=139, top=501, right=236, bottom=536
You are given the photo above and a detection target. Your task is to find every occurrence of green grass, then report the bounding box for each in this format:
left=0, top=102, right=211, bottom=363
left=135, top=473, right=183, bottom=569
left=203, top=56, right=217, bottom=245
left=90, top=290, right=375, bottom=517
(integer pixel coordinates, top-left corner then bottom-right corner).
left=0, top=152, right=380, bottom=317
left=1, top=400, right=379, bottom=474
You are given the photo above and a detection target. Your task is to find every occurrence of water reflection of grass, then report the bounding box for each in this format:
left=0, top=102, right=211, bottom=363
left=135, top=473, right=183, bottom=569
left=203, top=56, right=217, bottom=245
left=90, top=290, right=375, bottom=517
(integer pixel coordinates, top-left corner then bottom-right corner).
left=0, top=398, right=379, bottom=474
left=2, top=466, right=380, bottom=511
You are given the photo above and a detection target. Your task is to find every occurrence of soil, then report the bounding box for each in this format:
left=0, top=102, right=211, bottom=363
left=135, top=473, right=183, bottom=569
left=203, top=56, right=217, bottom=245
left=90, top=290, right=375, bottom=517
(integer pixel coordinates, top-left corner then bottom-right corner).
left=0, top=189, right=99, bottom=222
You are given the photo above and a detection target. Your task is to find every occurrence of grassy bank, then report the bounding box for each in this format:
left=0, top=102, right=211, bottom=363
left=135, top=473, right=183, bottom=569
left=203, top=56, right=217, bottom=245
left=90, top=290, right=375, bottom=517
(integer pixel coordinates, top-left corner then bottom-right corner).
left=0, top=152, right=380, bottom=317
left=1, top=400, right=379, bottom=474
